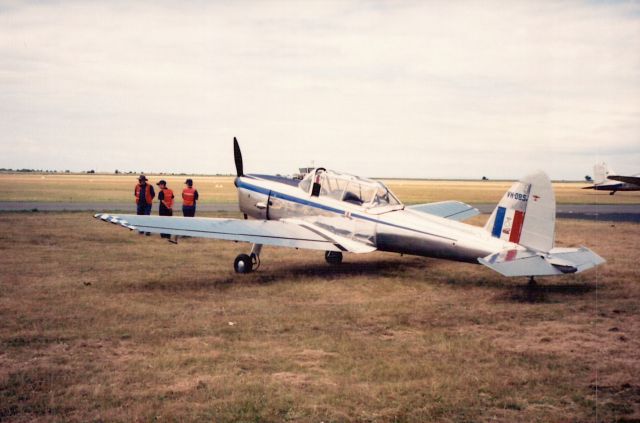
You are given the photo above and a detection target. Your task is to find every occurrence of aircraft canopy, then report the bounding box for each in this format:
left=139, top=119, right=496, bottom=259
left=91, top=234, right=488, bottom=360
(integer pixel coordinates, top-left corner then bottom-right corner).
left=298, top=169, right=402, bottom=209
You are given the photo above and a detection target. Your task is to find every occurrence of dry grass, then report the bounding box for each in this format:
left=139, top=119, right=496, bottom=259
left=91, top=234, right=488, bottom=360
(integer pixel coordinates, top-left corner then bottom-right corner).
left=1, top=212, right=639, bottom=422
left=0, top=174, right=237, bottom=204
left=1, top=173, right=638, bottom=204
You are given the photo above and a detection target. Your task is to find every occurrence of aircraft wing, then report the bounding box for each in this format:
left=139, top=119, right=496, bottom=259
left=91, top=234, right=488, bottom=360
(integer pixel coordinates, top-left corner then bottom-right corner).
left=607, top=175, right=640, bottom=186
left=94, top=213, right=374, bottom=253
left=408, top=200, right=480, bottom=221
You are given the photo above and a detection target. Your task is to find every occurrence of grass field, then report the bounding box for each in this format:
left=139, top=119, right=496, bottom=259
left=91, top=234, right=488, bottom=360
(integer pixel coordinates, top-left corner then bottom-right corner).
left=1, top=211, right=638, bottom=422
left=1, top=173, right=639, bottom=205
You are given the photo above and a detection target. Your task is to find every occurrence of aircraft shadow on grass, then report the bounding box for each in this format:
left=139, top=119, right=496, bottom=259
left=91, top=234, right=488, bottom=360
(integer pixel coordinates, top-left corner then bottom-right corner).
left=121, top=259, right=421, bottom=292
left=496, top=282, right=596, bottom=304
left=435, top=269, right=596, bottom=303
left=119, top=256, right=596, bottom=305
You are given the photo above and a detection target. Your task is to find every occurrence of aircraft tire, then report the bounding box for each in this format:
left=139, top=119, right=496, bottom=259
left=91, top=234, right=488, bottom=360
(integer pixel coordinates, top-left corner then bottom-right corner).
left=234, top=254, right=253, bottom=273
left=325, top=251, right=343, bottom=265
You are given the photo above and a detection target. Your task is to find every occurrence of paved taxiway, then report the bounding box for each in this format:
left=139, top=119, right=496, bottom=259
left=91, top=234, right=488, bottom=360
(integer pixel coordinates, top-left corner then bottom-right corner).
left=1, top=202, right=638, bottom=222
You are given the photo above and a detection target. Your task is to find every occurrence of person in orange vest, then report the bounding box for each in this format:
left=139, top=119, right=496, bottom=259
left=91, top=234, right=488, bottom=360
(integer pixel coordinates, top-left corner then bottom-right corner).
left=134, top=175, right=155, bottom=235
left=156, top=180, right=174, bottom=239
left=156, top=180, right=174, bottom=216
left=182, top=178, right=199, bottom=217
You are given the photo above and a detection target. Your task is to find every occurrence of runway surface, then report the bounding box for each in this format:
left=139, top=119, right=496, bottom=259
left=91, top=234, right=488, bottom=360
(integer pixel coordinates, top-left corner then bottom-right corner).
left=1, top=201, right=639, bottom=222
left=475, top=204, right=640, bottom=223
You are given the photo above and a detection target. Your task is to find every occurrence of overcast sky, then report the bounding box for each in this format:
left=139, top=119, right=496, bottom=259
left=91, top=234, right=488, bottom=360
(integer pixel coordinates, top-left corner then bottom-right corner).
left=1, top=1, right=639, bottom=179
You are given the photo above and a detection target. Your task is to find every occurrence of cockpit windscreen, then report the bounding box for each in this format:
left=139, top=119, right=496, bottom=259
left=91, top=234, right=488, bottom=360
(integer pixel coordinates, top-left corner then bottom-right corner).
left=298, top=170, right=401, bottom=208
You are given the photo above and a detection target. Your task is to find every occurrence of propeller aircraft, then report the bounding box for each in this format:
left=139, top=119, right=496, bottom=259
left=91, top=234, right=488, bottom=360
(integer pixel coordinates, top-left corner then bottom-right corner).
left=95, top=138, right=605, bottom=282
left=583, top=162, right=640, bottom=195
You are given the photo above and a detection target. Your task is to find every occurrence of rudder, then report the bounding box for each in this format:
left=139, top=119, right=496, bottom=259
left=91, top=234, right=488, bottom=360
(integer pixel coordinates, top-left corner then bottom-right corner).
left=484, top=171, right=555, bottom=252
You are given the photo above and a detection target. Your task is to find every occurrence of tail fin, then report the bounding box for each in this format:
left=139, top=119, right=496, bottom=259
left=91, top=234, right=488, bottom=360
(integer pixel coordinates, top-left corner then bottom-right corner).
left=594, top=162, right=607, bottom=184
left=484, top=171, right=555, bottom=252
left=594, top=161, right=618, bottom=185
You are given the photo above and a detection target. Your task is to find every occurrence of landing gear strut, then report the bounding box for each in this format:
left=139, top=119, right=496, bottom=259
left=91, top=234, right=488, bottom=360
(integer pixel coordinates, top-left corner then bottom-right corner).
left=528, top=276, right=537, bottom=287
left=234, top=244, right=262, bottom=274
left=325, top=251, right=343, bottom=265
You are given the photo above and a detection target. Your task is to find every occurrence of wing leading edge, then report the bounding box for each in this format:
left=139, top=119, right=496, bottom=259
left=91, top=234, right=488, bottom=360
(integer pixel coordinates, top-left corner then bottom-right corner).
left=607, top=175, right=640, bottom=186
left=94, top=214, right=375, bottom=253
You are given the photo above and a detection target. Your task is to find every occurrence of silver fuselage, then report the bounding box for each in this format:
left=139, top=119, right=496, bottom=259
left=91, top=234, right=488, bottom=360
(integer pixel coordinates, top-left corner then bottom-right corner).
left=235, top=175, right=518, bottom=264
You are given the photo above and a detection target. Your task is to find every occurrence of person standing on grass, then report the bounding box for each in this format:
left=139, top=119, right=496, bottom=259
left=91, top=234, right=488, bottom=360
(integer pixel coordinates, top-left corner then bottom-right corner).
left=156, top=179, right=174, bottom=239
left=134, top=174, right=155, bottom=235
left=182, top=178, right=199, bottom=217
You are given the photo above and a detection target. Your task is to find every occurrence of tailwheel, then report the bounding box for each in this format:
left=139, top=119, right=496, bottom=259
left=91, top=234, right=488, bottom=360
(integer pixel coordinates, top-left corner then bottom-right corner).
left=325, top=251, right=343, bottom=265
left=234, top=254, right=253, bottom=273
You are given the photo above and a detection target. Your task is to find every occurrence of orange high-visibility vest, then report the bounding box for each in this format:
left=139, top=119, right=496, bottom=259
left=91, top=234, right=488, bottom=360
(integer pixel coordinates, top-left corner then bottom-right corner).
left=135, top=184, right=153, bottom=205
left=182, top=187, right=196, bottom=206
left=161, top=188, right=174, bottom=209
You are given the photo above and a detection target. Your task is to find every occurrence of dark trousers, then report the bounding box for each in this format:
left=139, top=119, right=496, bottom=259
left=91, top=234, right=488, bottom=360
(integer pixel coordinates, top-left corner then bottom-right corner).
left=137, top=203, right=152, bottom=215
left=136, top=203, right=152, bottom=235
left=182, top=206, right=196, bottom=217
left=159, top=207, right=172, bottom=238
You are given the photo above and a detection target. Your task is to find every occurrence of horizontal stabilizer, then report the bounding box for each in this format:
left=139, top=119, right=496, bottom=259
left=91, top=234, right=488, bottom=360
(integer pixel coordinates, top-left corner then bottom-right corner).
left=408, top=201, right=480, bottom=221
left=478, top=247, right=605, bottom=277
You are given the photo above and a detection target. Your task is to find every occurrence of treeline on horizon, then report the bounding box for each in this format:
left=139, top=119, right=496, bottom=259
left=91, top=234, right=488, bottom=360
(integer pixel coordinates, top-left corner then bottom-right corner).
left=0, top=168, right=591, bottom=182
left=0, top=168, right=234, bottom=177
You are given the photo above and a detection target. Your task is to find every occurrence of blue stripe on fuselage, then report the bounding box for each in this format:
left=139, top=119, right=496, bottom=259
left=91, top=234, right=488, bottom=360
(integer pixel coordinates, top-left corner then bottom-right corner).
left=237, top=178, right=455, bottom=241
left=238, top=179, right=354, bottom=216
left=594, top=183, right=623, bottom=191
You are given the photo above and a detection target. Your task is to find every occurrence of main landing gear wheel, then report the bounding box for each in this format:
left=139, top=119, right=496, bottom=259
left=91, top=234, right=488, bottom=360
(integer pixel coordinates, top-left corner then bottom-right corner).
left=325, top=251, right=343, bottom=265
left=234, top=254, right=253, bottom=273
left=234, top=244, right=262, bottom=274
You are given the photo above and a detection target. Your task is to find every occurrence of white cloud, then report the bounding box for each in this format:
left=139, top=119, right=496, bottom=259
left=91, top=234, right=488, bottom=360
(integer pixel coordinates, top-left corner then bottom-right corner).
left=0, top=0, right=638, bottom=178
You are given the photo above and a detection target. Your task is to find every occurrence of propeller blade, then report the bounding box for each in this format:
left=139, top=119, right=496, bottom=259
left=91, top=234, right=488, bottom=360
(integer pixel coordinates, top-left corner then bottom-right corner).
left=233, top=137, right=244, bottom=177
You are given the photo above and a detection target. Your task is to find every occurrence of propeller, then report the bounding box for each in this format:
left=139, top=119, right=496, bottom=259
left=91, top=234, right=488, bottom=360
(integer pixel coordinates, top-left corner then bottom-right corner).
left=233, top=137, right=244, bottom=177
